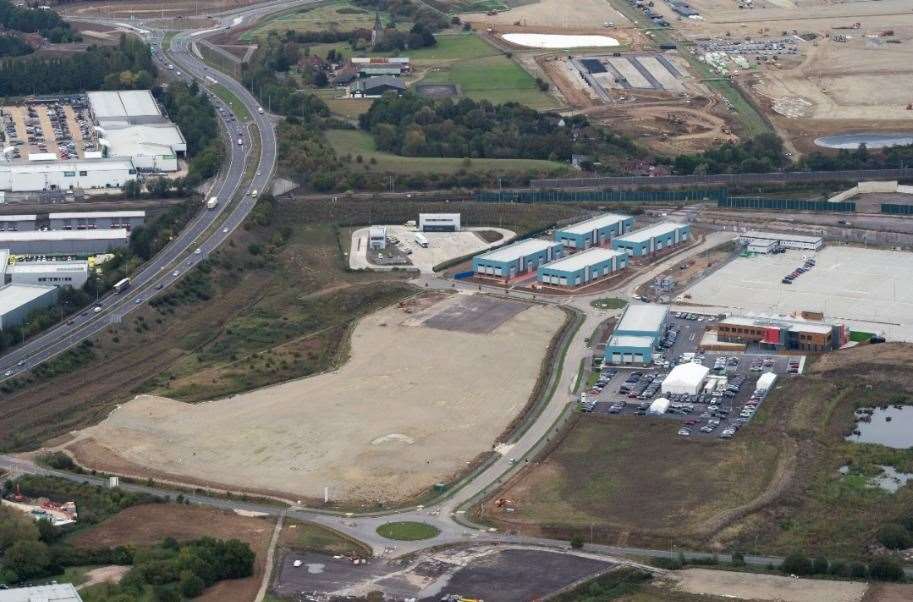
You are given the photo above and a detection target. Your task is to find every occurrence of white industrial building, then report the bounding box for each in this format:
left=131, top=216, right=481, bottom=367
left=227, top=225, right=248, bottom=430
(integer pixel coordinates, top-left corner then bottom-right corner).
left=49, top=210, right=145, bottom=230
left=739, top=230, right=823, bottom=252
left=9, top=261, right=89, bottom=288
left=0, top=229, right=128, bottom=255
left=755, top=371, right=778, bottom=393
left=661, top=362, right=710, bottom=395
left=419, top=213, right=461, bottom=232
left=647, top=397, right=671, bottom=415
left=0, top=583, right=83, bottom=602
left=0, top=159, right=136, bottom=192
left=0, top=283, right=58, bottom=330
left=0, top=215, right=36, bottom=232
left=89, top=90, right=186, bottom=172
left=368, top=226, right=387, bottom=250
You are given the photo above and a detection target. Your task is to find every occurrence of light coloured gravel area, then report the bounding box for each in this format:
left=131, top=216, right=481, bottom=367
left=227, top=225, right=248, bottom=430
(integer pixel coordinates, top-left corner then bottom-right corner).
left=673, top=568, right=868, bottom=602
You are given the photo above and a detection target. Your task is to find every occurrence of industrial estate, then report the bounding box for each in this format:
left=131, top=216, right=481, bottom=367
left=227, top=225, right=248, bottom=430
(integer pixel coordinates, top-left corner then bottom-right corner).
left=1, top=0, right=913, bottom=601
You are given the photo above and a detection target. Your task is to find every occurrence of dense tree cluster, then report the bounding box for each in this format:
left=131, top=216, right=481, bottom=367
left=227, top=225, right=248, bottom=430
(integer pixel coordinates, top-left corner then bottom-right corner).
left=0, top=34, right=32, bottom=58
left=0, top=0, right=79, bottom=43
left=0, top=34, right=155, bottom=96
left=359, top=94, right=637, bottom=163
left=155, top=81, right=223, bottom=184
left=672, top=133, right=788, bottom=175
left=801, top=142, right=913, bottom=172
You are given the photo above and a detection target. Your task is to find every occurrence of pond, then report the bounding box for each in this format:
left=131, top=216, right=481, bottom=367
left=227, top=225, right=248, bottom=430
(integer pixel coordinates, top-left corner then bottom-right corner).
left=839, top=464, right=913, bottom=493
left=846, top=405, right=913, bottom=448
left=501, top=33, right=620, bottom=49
left=814, top=132, right=913, bottom=150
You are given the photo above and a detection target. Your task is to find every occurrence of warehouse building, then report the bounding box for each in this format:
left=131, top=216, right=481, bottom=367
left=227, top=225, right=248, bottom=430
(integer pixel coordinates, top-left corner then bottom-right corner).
left=419, top=213, right=460, bottom=232
left=88, top=90, right=186, bottom=172
left=0, top=215, right=37, bottom=232
left=49, top=211, right=145, bottom=231
left=0, top=283, right=57, bottom=330
left=739, top=230, right=823, bottom=252
left=0, top=583, right=83, bottom=602
left=9, top=261, right=89, bottom=288
left=612, top=222, right=690, bottom=257
left=604, top=304, right=669, bottom=364
left=473, top=238, right=563, bottom=281
left=553, top=213, right=634, bottom=249
left=717, top=315, right=845, bottom=352
left=368, top=226, right=386, bottom=250
left=0, top=159, right=136, bottom=192
left=537, top=247, right=627, bottom=287
left=0, top=229, right=128, bottom=255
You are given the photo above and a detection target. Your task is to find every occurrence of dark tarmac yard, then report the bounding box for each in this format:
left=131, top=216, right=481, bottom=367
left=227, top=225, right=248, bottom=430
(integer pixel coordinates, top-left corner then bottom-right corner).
left=272, top=545, right=615, bottom=601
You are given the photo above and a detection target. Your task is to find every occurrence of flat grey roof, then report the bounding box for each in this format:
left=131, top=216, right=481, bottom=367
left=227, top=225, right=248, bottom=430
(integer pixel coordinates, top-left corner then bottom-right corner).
left=617, top=304, right=669, bottom=333
left=0, top=215, right=37, bottom=222
left=559, top=213, right=630, bottom=236
left=11, top=261, right=89, bottom=274
left=607, top=334, right=655, bottom=348
left=88, top=90, right=161, bottom=119
left=615, top=222, right=686, bottom=244
left=0, top=229, right=128, bottom=241
left=541, top=247, right=624, bottom=272
left=0, top=583, right=83, bottom=602
left=49, top=211, right=145, bottom=219
left=742, top=230, right=823, bottom=244
left=0, top=283, right=55, bottom=314
left=477, top=238, right=558, bottom=263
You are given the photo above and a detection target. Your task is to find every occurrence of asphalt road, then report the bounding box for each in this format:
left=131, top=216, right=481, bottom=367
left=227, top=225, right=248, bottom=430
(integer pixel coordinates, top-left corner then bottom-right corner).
left=0, top=6, right=283, bottom=380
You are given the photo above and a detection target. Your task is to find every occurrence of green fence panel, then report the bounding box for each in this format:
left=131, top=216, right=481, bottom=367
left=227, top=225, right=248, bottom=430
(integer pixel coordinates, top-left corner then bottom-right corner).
left=474, top=188, right=728, bottom=204
left=719, top=197, right=855, bottom=212
left=881, top=203, right=913, bottom=215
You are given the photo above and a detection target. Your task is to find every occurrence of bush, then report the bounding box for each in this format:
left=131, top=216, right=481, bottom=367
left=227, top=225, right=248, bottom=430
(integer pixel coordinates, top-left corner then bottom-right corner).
left=731, top=551, right=745, bottom=567
left=179, top=571, right=206, bottom=597
left=570, top=535, right=584, bottom=550
left=651, top=556, right=683, bottom=570
left=849, top=562, right=869, bottom=579
left=780, top=552, right=813, bottom=576
left=877, top=524, right=912, bottom=550
left=828, top=560, right=847, bottom=577
left=37, top=452, right=75, bottom=471
left=869, top=557, right=904, bottom=582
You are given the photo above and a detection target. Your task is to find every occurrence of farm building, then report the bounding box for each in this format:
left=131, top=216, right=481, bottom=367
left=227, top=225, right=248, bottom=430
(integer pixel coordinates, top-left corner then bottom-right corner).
left=604, top=304, right=669, bottom=364
left=612, top=222, right=690, bottom=257
left=419, top=213, right=460, bottom=232
left=662, top=362, right=710, bottom=395
left=0, top=215, right=37, bottom=232
left=739, top=230, right=823, bottom=252
left=717, top=315, right=844, bottom=352
left=9, top=261, right=89, bottom=288
left=473, top=238, right=563, bottom=281
left=368, top=226, right=387, bottom=250
left=553, top=213, right=634, bottom=249
left=349, top=76, right=406, bottom=97
left=0, top=159, right=136, bottom=192
left=0, top=229, right=128, bottom=255
left=49, top=210, right=145, bottom=231
left=0, top=283, right=57, bottom=330
left=537, top=247, right=627, bottom=287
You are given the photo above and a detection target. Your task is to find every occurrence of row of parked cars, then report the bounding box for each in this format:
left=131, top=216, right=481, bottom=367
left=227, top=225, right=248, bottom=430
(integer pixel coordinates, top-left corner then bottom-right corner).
left=749, top=357, right=776, bottom=372
left=782, top=257, right=816, bottom=285
left=580, top=366, right=618, bottom=411
left=618, top=371, right=664, bottom=400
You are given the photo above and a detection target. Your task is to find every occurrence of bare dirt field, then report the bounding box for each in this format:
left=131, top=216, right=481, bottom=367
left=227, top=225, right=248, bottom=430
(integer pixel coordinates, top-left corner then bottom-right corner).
left=58, top=0, right=264, bottom=19
left=70, top=293, right=565, bottom=504
left=672, top=568, right=868, bottom=602
left=68, top=503, right=275, bottom=602
left=464, top=0, right=634, bottom=32
left=864, top=584, right=913, bottom=602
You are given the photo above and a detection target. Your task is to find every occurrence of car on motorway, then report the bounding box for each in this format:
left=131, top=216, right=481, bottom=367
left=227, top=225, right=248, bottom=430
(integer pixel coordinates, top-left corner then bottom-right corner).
left=93, top=306, right=102, bottom=313
left=155, top=283, right=164, bottom=290
left=3, top=370, right=10, bottom=377
left=222, top=227, right=229, bottom=233
left=195, top=247, right=202, bottom=254
left=172, top=270, right=180, bottom=277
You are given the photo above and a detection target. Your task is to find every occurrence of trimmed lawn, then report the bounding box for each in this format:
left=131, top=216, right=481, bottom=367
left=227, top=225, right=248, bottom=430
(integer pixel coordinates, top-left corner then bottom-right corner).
left=591, top=297, right=628, bottom=310
left=421, top=54, right=556, bottom=109
left=241, top=0, right=408, bottom=41
left=325, top=128, right=568, bottom=175
left=405, top=33, right=502, bottom=62
left=376, top=521, right=441, bottom=541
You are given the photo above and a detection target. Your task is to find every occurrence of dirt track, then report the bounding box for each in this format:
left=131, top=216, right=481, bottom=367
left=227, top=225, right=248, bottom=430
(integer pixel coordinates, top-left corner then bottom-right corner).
left=71, top=293, right=564, bottom=503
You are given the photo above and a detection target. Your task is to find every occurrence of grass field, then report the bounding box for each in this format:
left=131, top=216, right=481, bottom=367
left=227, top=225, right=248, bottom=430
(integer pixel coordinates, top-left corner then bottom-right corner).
left=486, top=342, right=913, bottom=560
left=240, top=0, right=403, bottom=41
left=376, top=521, right=441, bottom=541
left=591, top=297, right=628, bottom=310
left=406, top=33, right=502, bottom=62
left=326, top=129, right=567, bottom=175
left=279, top=520, right=371, bottom=557
left=421, top=53, right=556, bottom=109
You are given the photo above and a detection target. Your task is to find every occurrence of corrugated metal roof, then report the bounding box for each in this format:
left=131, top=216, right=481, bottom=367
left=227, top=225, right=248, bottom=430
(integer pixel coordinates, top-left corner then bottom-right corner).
left=541, top=247, right=624, bottom=272
left=559, top=213, right=630, bottom=236
left=0, top=229, right=128, bottom=241
left=478, top=238, right=559, bottom=263
left=0, top=283, right=56, bottom=315
left=607, top=334, right=654, bottom=348
left=88, top=90, right=161, bottom=119
left=11, top=261, right=89, bottom=274
left=615, top=222, right=686, bottom=244
left=0, top=583, right=83, bottom=602
left=49, top=211, right=145, bottom=219
left=0, top=215, right=37, bottom=221
left=742, top=230, right=823, bottom=245
left=616, top=304, right=668, bottom=333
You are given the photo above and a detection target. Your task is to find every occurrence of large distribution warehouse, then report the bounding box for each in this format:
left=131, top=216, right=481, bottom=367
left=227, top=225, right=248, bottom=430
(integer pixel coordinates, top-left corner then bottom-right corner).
left=49, top=211, right=145, bottom=231
left=537, top=247, right=627, bottom=287
left=0, top=283, right=58, bottom=330
left=0, top=229, right=128, bottom=255
left=473, top=238, right=563, bottom=281
left=613, top=222, right=690, bottom=257
left=0, top=159, right=136, bottom=193
left=553, top=213, right=634, bottom=249
left=0, top=215, right=37, bottom=232
left=604, top=304, right=669, bottom=364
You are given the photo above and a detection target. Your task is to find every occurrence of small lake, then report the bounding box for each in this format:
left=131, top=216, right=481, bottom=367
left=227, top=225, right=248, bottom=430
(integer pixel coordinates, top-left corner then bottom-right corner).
left=839, top=464, right=913, bottom=493
left=847, top=405, right=913, bottom=448
left=815, top=132, right=913, bottom=150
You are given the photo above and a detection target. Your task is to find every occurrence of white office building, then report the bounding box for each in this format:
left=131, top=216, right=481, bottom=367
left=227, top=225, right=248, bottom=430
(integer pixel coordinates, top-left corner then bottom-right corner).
left=368, top=226, right=387, bottom=250
left=419, top=213, right=461, bottom=232
left=9, top=261, right=89, bottom=288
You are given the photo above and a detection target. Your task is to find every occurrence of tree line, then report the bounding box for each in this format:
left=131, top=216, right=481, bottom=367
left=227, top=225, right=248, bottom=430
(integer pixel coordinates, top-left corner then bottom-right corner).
left=154, top=80, right=223, bottom=184
left=0, top=33, right=154, bottom=96
left=0, top=0, right=79, bottom=43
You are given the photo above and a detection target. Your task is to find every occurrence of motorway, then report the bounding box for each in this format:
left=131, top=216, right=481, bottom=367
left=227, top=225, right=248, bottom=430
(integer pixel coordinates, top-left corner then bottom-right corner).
left=0, top=8, right=280, bottom=380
